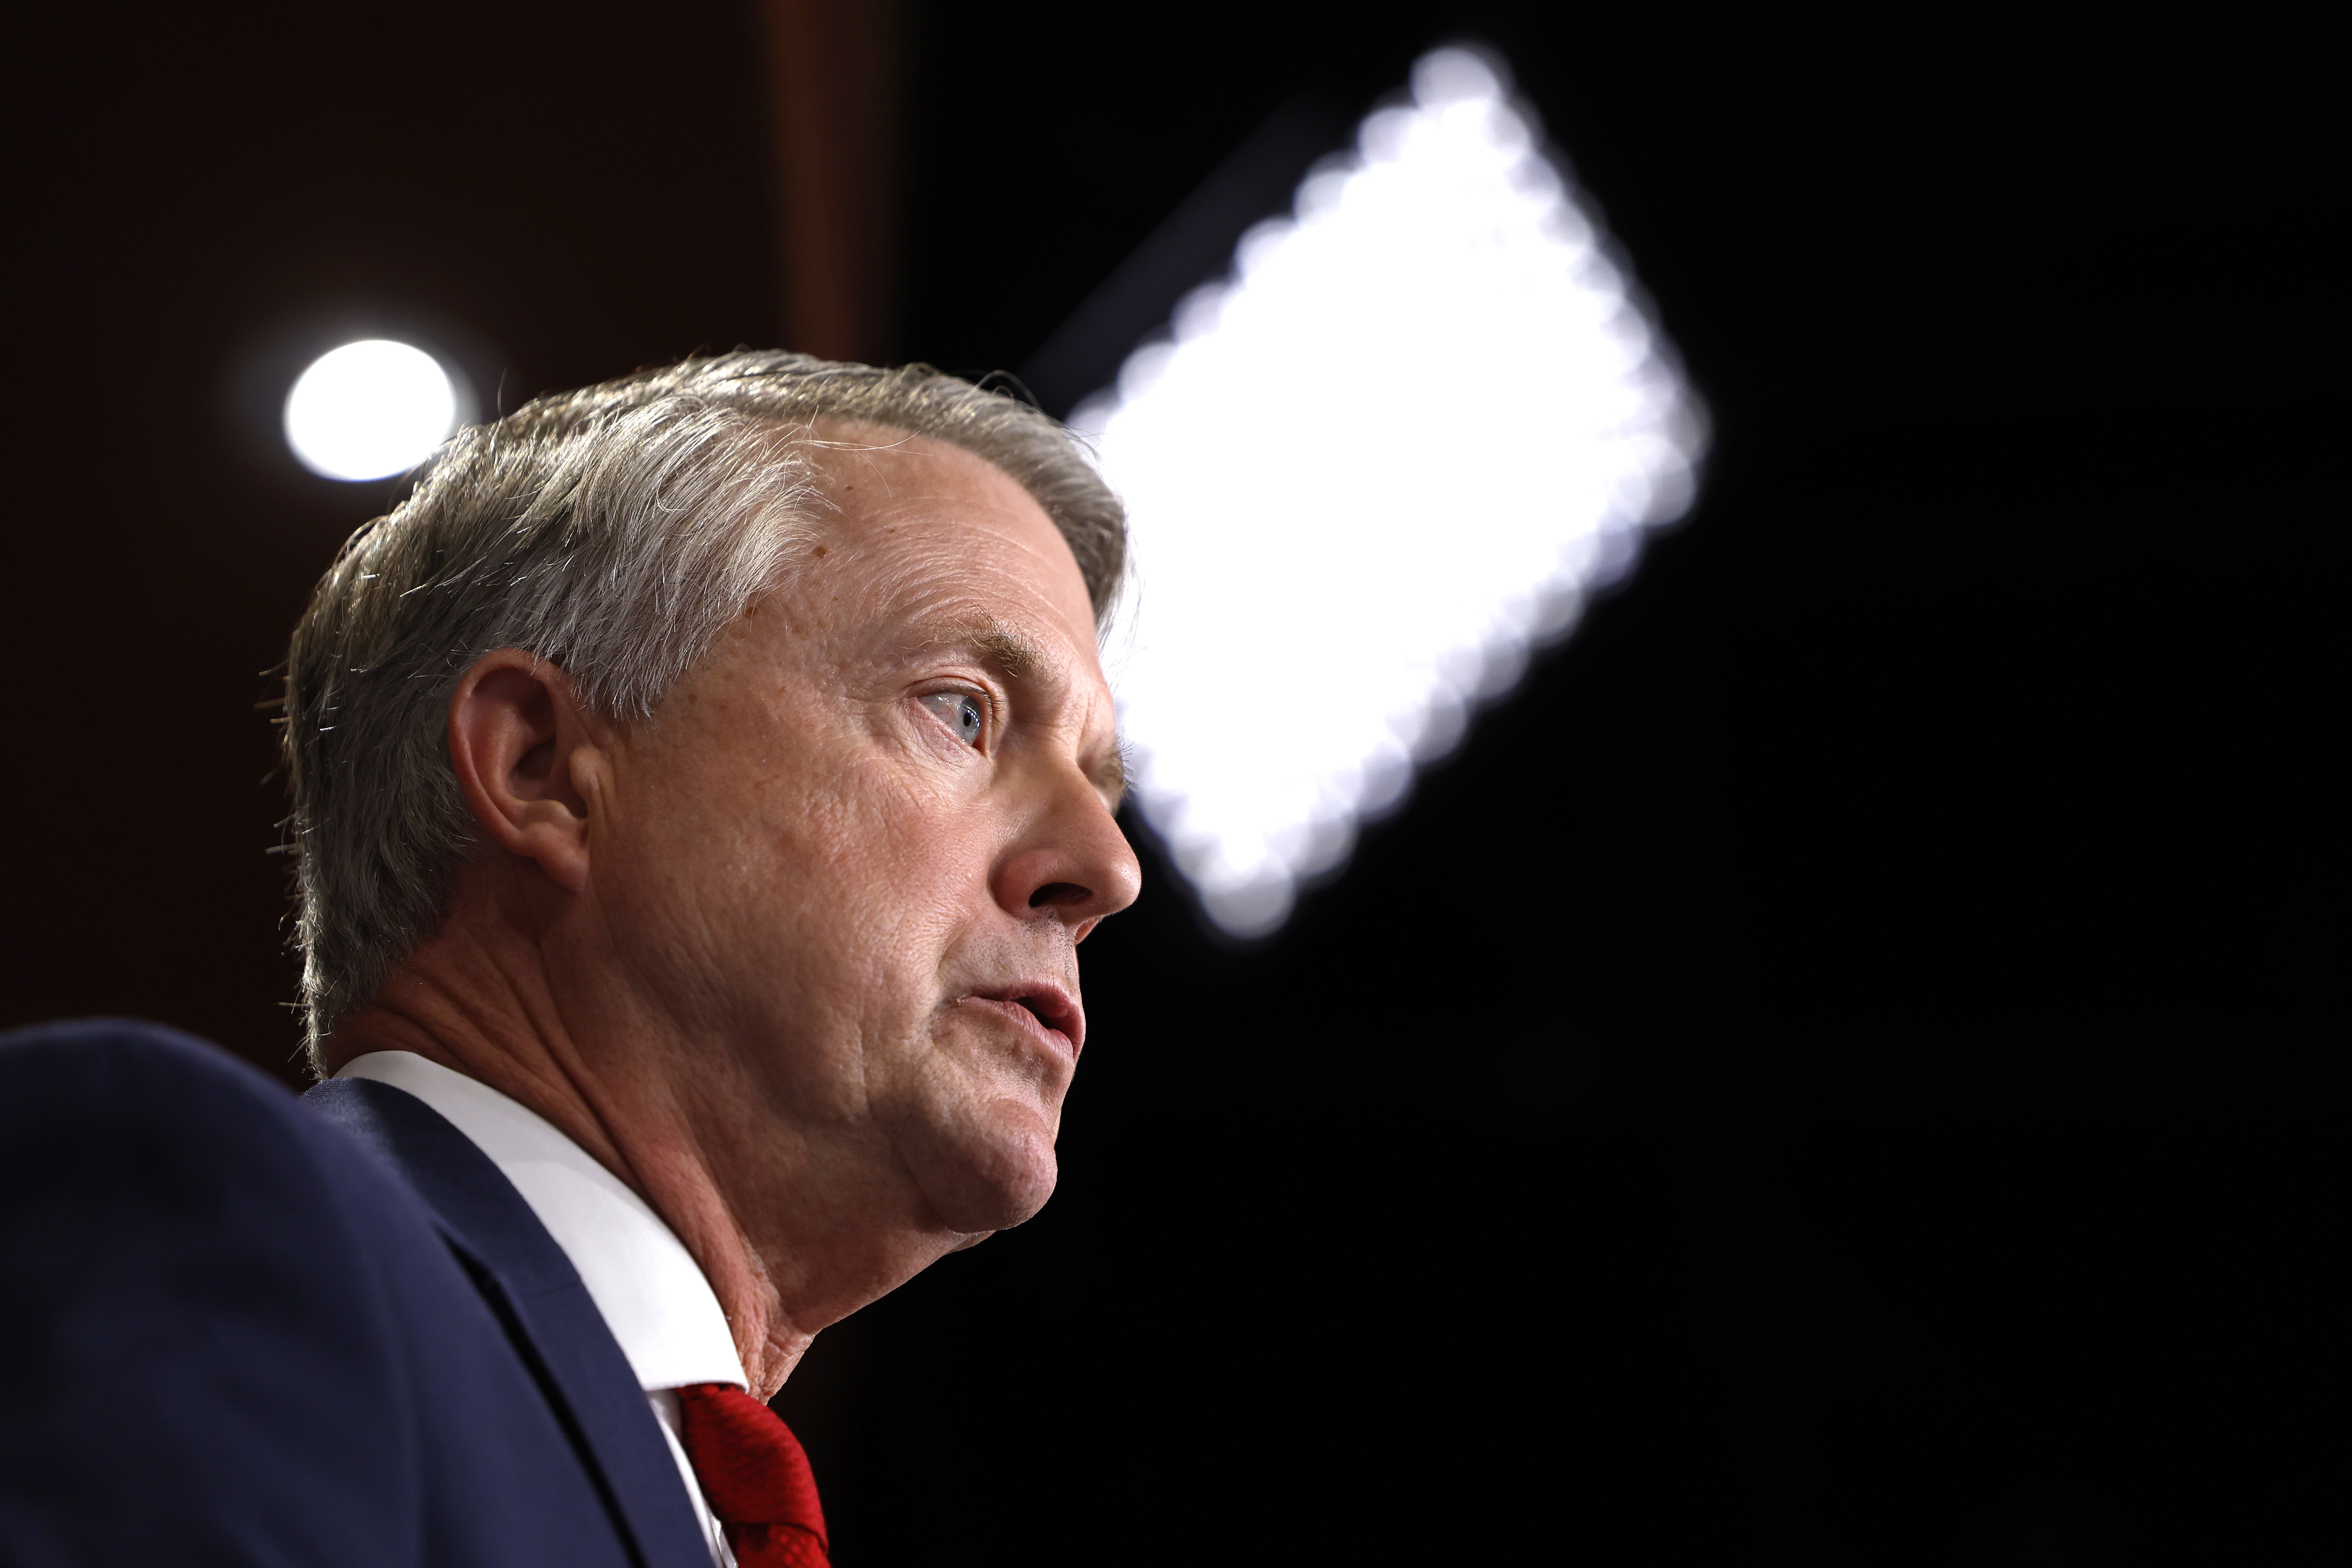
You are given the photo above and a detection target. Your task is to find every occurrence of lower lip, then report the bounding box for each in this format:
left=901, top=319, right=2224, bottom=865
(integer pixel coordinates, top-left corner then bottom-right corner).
left=965, top=997, right=1077, bottom=1060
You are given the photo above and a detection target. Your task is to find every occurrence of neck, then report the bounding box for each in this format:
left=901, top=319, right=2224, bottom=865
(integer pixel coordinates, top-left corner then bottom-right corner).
left=324, top=858, right=955, bottom=1398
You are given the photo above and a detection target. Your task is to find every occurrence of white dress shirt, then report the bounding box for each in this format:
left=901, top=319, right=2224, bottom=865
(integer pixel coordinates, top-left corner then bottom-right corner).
left=336, top=1051, right=741, bottom=1566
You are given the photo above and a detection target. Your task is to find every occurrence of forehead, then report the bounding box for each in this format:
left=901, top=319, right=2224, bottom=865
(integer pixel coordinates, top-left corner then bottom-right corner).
left=794, top=423, right=1096, bottom=638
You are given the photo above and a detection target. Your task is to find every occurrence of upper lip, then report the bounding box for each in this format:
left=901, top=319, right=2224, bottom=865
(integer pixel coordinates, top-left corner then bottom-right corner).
left=969, top=980, right=1085, bottom=1056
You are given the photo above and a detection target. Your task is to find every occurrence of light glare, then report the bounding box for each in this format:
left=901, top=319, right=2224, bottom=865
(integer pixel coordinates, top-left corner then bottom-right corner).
left=1078, top=47, right=1707, bottom=937
left=284, top=339, right=461, bottom=481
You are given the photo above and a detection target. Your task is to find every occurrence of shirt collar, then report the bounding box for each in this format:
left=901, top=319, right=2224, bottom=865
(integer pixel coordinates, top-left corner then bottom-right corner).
left=336, top=1051, right=747, bottom=1394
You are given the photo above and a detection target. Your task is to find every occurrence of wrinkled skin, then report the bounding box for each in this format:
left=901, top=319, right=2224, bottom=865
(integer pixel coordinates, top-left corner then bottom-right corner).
left=329, top=425, right=1140, bottom=1394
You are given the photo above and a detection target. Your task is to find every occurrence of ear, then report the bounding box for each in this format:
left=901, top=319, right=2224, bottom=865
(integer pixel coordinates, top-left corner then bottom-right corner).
left=446, top=650, right=610, bottom=894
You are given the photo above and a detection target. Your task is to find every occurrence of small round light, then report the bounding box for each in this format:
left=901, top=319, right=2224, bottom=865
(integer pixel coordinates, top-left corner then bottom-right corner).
left=283, top=339, right=460, bottom=481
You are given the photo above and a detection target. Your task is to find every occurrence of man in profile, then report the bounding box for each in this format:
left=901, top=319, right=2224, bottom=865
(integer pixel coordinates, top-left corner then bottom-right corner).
left=0, top=353, right=1140, bottom=1566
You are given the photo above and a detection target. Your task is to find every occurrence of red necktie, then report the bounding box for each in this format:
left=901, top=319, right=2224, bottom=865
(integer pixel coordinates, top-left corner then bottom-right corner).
left=673, top=1383, right=831, bottom=1567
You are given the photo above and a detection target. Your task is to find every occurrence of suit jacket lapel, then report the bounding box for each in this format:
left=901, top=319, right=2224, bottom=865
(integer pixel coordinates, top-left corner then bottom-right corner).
left=305, top=1077, right=713, bottom=1568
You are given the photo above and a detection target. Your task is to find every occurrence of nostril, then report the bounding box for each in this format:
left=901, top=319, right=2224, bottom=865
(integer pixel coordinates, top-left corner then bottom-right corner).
left=1028, top=881, right=1089, bottom=908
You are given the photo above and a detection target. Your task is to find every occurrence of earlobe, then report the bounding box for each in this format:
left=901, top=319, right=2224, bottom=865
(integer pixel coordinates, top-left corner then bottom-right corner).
left=446, top=650, right=604, bottom=893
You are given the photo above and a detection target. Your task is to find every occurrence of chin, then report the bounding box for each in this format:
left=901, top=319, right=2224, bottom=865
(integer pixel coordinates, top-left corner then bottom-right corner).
left=900, top=1096, right=1062, bottom=1234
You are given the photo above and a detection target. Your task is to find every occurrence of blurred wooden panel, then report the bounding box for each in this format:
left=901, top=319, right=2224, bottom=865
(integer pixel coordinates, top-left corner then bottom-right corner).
left=758, top=0, right=904, bottom=364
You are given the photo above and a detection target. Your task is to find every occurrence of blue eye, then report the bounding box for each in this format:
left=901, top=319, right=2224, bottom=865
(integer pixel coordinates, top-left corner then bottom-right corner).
left=922, top=691, right=985, bottom=747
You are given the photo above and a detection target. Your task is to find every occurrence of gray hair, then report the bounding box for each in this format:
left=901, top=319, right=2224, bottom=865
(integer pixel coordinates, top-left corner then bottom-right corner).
left=281, top=350, right=1124, bottom=1067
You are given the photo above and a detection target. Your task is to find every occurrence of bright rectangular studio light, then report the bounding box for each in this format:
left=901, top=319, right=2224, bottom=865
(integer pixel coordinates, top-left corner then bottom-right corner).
left=1075, top=46, right=1707, bottom=937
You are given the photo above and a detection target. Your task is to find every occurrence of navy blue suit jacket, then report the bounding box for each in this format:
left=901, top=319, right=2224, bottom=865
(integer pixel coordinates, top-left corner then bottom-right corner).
left=0, top=1019, right=714, bottom=1568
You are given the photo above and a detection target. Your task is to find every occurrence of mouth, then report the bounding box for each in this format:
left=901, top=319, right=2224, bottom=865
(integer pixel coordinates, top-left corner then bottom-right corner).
left=965, top=982, right=1085, bottom=1058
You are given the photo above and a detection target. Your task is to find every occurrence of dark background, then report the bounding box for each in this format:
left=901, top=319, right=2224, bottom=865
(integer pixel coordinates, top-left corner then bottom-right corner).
left=5, top=4, right=2330, bottom=1564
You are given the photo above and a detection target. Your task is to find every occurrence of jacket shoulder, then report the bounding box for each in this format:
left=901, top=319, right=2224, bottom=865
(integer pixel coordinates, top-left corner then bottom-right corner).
left=0, top=1019, right=635, bottom=1568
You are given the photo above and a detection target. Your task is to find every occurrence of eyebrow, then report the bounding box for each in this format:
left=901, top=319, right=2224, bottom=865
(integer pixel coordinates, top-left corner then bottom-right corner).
left=960, top=616, right=1048, bottom=684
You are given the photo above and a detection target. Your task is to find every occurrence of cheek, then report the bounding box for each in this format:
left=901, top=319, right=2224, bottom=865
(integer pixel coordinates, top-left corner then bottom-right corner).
left=688, top=771, right=982, bottom=997
left=814, top=757, right=1001, bottom=909
left=604, top=715, right=1005, bottom=1034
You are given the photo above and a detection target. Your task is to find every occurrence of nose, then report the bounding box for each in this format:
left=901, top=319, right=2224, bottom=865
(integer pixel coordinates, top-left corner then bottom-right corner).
left=992, top=769, right=1142, bottom=942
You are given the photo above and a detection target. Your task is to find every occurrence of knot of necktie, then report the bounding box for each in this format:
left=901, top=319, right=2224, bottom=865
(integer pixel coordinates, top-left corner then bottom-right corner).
left=673, top=1382, right=831, bottom=1568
